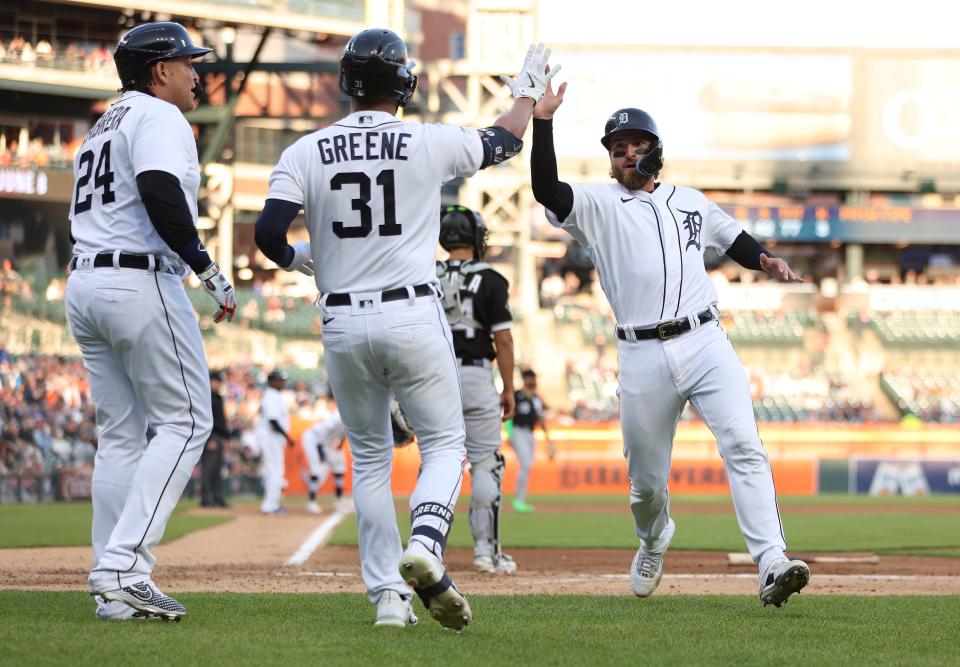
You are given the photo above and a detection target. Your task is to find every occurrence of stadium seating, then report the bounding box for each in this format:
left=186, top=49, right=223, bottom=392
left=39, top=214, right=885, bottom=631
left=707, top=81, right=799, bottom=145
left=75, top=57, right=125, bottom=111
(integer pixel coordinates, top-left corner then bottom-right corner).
left=880, top=370, right=960, bottom=423
left=864, top=310, right=960, bottom=347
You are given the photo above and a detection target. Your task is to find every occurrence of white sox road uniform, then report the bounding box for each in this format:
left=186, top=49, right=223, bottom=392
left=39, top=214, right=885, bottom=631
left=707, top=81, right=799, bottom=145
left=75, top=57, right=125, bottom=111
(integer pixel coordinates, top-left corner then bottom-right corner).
left=545, top=180, right=788, bottom=568
left=258, top=385, right=290, bottom=513
left=65, top=91, right=213, bottom=595
left=302, top=409, right=348, bottom=492
left=264, top=110, right=487, bottom=602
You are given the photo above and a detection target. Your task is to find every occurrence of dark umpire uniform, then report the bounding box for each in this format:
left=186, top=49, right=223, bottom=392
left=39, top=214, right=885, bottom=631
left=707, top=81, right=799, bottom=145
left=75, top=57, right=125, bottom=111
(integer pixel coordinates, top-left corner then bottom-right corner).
left=201, top=370, right=231, bottom=507
left=437, top=205, right=518, bottom=573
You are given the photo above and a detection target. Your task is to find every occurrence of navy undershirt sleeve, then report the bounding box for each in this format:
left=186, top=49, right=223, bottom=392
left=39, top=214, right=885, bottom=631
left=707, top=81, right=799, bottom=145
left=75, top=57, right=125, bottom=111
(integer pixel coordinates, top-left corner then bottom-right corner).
left=136, top=170, right=213, bottom=273
left=725, top=231, right=771, bottom=271
left=254, top=198, right=302, bottom=268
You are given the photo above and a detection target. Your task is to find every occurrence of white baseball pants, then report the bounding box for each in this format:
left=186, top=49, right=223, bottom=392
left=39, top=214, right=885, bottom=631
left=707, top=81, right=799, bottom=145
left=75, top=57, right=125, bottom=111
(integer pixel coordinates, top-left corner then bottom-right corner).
left=319, top=288, right=465, bottom=604
left=65, top=263, right=212, bottom=594
left=618, top=319, right=786, bottom=565
left=259, top=433, right=286, bottom=513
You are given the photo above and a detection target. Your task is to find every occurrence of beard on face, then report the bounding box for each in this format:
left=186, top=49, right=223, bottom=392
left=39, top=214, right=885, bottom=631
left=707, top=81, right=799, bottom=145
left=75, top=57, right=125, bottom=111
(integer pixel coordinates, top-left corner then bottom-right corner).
left=609, top=163, right=652, bottom=191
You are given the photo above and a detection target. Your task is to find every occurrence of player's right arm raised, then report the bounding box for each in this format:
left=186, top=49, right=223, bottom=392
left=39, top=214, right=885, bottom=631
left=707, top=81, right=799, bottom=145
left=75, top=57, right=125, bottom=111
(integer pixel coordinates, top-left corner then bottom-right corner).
left=529, top=77, right=573, bottom=221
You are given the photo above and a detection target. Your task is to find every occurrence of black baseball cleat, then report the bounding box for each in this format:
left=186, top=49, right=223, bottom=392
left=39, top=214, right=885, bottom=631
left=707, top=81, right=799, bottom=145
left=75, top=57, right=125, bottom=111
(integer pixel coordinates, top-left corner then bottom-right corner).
left=93, top=581, right=187, bottom=621
left=759, top=559, right=811, bottom=607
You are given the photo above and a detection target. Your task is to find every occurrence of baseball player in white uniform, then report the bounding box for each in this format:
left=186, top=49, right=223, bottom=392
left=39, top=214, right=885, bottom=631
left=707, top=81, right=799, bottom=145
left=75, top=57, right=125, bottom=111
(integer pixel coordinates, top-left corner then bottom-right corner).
left=530, top=80, right=811, bottom=607
left=65, top=22, right=237, bottom=621
left=259, top=369, right=294, bottom=514
left=254, top=29, right=556, bottom=629
left=302, top=404, right=349, bottom=513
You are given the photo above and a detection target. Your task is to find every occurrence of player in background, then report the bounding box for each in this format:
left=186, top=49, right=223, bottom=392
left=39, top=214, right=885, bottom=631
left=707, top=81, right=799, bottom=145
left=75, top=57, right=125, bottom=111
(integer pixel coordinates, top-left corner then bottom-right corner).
left=65, top=22, right=236, bottom=621
left=254, top=29, right=557, bottom=629
left=302, top=395, right=350, bottom=513
left=509, top=368, right=555, bottom=513
left=259, top=369, right=294, bottom=515
left=529, top=76, right=810, bottom=607
left=437, top=205, right=517, bottom=573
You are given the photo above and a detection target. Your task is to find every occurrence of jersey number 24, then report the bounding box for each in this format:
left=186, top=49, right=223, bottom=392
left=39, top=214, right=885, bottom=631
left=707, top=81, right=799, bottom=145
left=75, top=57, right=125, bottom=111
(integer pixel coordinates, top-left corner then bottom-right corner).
left=330, top=169, right=400, bottom=239
left=73, top=141, right=115, bottom=215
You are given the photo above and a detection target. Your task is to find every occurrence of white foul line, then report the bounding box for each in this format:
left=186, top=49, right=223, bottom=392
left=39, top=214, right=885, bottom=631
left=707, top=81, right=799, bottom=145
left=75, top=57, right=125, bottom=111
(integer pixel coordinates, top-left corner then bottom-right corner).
left=285, top=509, right=349, bottom=566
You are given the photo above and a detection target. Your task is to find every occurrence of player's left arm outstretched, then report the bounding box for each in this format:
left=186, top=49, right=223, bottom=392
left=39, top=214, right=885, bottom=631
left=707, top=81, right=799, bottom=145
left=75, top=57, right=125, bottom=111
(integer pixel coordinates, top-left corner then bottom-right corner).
left=707, top=203, right=804, bottom=283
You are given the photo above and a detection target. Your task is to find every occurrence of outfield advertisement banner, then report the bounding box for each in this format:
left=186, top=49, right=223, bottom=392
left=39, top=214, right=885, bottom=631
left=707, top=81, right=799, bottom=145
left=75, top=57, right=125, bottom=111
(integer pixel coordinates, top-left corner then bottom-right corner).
left=853, top=459, right=960, bottom=496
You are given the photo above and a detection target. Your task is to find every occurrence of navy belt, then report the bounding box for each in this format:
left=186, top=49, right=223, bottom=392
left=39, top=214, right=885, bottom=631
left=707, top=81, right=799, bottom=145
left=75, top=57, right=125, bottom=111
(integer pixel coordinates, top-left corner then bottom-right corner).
left=325, top=283, right=433, bottom=307
left=459, top=358, right=490, bottom=367
left=69, top=253, right=161, bottom=271
left=616, top=309, right=715, bottom=341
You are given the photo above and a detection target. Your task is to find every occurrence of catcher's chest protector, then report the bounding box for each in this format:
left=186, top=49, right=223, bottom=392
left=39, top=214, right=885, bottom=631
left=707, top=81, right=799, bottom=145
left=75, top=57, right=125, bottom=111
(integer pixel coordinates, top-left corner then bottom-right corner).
left=437, top=260, right=490, bottom=330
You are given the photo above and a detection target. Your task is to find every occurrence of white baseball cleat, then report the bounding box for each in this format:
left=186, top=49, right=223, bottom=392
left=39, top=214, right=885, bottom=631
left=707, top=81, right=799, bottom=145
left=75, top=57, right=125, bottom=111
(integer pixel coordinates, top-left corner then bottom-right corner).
left=93, top=581, right=186, bottom=621
left=374, top=591, right=418, bottom=627
left=305, top=501, right=322, bottom=514
left=475, top=553, right=518, bottom=574
left=759, top=559, right=810, bottom=607
left=630, top=519, right=676, bottom=598
left=95, top=599, right=145, bottom=621
left=400, top=544, right=471, bottom=631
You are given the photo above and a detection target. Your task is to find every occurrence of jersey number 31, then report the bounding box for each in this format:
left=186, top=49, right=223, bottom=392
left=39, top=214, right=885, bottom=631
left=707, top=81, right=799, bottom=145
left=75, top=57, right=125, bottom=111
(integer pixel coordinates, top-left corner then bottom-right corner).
left=330, top=169, right=400, bottom=239
left=73, top=141, right=115, bottom=215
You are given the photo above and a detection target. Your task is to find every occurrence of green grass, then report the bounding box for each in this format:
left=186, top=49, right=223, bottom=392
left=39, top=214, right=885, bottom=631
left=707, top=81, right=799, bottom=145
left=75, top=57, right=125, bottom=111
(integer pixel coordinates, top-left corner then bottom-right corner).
left=0, top=502, right=232, bottom=548
left=332, top=507, right=960, bottom=556
left=0, top=591, right=956, bottom=666
left=513, top=493, right=960, bottom=507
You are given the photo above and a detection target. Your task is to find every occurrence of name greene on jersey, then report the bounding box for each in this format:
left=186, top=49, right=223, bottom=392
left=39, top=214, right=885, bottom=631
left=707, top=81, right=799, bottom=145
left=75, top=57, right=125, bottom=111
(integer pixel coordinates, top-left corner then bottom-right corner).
left=84, top=105, right=132, bottom=144
left=317, top=131, right=412, bottom=165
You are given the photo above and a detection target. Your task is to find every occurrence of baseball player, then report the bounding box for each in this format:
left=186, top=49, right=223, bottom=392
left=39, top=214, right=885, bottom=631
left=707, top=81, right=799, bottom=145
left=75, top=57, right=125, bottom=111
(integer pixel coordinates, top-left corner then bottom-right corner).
left=437, top=205, right=517, bottom=574
left=64, top=22, right=236, bottom=621
left=302, top=400, right=349, bottom=514
left=254, top=29, right=557, bottom=629
left=509, top=368, right=555, bottom=513
left=529, top=79, right=811, bottom=607
left=258, top=369, right=294, bottom=515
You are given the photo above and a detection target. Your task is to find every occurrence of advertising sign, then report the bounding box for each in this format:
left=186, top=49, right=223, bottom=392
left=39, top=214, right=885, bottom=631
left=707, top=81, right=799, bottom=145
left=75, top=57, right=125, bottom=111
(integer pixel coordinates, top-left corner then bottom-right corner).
left=853, top=459, right=960, bottom=495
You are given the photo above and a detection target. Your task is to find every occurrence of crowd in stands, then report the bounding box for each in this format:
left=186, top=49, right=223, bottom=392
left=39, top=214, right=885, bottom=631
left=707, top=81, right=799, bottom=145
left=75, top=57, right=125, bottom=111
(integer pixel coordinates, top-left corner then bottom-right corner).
left=882, top=371, right=960, bottom=424
left=0, top=347, right=331, bottom=488
left=0, top=137, right=78, bottom=169
left=0, top=35, right=114, bottom=74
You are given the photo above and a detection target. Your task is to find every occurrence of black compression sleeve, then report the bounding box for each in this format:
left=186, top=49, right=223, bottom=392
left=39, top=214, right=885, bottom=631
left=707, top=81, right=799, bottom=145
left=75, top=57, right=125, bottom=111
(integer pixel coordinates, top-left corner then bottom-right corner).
left=531, top=118, right=573, bottom=222
left=725, top=231, right=772, bottom=271
left=268, top=419, right=289, bottom=438
left=136, top=170, right=212, bottom=273
left=255, top=198, right=301, bottom=268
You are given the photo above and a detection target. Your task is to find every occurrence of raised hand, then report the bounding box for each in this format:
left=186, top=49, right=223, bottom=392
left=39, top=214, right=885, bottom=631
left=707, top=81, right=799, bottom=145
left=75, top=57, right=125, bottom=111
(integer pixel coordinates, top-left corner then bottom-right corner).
left=533, top=72, right=567, bottom=120
left=500, top=42, right=561, bottom=102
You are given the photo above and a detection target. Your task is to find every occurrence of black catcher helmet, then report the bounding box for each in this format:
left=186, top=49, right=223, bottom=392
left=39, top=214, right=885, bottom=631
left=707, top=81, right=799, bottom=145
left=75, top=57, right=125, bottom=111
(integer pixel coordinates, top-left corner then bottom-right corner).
left=339, top=28, right=418, bottom=107
left=440, top=205, right=487, bottom=260
left=114, top=22, right=211, bottom=90
left=600, top=107, right=664, bottom=177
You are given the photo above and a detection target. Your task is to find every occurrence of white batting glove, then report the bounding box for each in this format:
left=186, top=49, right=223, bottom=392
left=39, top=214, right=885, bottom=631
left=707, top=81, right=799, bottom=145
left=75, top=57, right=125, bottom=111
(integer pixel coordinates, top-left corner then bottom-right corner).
left=281, top=240, right=314, bottom=277
left=499, top=43, right=560, bottom=102
left=197, top=262, right=237, bottom=324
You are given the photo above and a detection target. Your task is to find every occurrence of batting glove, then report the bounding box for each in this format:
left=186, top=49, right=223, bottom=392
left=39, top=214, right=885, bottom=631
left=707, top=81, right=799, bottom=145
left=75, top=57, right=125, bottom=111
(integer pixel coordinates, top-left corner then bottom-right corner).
left=500, top=43, right=560, bottom=102
left=197, top=262, right=237, bottom=324
left=281, top=240, right=315, bottom=277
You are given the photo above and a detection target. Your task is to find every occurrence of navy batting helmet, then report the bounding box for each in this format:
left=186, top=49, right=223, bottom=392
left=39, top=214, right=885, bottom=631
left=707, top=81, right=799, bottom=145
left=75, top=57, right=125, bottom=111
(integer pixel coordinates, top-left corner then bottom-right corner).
left=600, top=108, right=664, bottom=177
left=440, top=205, right=487, bottom=260
left=339, top=28, right=418, bottom=107
left=114, top=22, right=211, bottom=90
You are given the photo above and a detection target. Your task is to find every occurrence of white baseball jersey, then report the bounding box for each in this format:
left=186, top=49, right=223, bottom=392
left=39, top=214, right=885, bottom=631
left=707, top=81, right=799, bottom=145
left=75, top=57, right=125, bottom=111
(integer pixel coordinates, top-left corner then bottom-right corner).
left=267, top=110, right=483, bottom=293
left=258, top=386, right=289, bottom=437
left=69, top=91, right=199, bottom=269
left=546, top=182, right=741, bottom=326
left=303, top=410, right=346, bottom=451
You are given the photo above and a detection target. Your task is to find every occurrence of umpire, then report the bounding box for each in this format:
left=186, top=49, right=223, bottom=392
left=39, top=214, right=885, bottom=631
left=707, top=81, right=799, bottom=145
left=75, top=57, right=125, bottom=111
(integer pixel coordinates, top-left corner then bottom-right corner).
left=201, top=370, right=231, bottom=507
left=437, top=205, right=518, bottom=574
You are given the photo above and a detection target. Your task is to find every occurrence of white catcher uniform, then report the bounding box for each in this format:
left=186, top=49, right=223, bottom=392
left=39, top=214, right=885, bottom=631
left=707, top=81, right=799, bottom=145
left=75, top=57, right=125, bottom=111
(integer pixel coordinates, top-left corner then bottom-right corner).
left=267, top=110, right=485, bottom=602
left=258, top=384, right=290, bottom=513
left=302, top=409, right=348, bottom=484
left=547, top=183, right=788, bottom=568
left=65, top=91, right=213, bottom=594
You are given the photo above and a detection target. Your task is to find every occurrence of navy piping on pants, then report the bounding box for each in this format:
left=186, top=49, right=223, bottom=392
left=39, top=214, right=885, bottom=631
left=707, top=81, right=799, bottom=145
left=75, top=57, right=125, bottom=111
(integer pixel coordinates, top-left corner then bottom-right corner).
left=121, top=273, right=198, bottom=579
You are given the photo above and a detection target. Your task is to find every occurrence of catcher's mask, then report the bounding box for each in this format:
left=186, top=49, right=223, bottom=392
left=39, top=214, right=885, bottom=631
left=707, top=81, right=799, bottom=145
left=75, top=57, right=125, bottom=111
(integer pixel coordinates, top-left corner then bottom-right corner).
left=439, top=204, right=487, bottom=260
